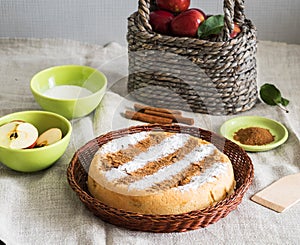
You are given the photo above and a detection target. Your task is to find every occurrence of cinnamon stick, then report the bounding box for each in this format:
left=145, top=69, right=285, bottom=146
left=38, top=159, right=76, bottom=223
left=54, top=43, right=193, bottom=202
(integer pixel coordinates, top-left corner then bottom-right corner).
left=124, top=110, right=173, bottom=124
left=134, top=103, right=182, bottom=115
left=143, top=109, right=194, bottom=125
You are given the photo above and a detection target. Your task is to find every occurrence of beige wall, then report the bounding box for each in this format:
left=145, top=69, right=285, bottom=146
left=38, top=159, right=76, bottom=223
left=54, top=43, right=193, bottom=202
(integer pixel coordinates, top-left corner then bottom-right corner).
left=0, top=0, right=299, bottom=45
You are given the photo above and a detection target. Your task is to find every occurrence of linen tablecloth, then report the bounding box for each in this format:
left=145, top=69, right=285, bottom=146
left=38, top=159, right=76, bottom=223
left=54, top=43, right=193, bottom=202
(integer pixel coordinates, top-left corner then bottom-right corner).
left=0, top=38, right=299, bottom=245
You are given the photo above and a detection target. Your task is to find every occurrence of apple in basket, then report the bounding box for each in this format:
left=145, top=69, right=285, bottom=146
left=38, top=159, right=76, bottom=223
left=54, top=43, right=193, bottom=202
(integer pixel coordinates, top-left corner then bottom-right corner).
left=170, top=8, right=206, bottom=37
left=149, top=10, right=174, bottom=35
left=0, top=121, right=38, bottom=149
left=156, top=0, right=190, bottom=13
left=230, top=23, right=241, bottom=38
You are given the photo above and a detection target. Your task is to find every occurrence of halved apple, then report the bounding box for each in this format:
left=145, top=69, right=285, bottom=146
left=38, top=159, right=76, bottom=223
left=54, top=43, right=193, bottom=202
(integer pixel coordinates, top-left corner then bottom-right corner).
left=36, top=128, right=62, bottom=147
left=0, top=121, right=39, bottom=149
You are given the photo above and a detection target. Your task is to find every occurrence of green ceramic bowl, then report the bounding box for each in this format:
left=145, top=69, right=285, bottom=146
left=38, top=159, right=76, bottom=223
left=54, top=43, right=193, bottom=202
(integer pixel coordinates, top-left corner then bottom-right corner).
left=0, top=110, right=72, bottom=172
left=220, top=116, right=288, bottom=152
left=30, top=65, right=107, bottom=119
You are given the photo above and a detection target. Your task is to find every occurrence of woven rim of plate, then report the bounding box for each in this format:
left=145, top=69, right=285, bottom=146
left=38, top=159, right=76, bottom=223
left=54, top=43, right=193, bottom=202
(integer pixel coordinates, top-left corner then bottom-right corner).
left=67, top=124, right=254, bottom=232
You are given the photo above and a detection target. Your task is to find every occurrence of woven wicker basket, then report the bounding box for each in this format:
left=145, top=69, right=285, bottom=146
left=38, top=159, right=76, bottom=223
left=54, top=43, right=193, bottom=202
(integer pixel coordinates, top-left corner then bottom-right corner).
left=127, top=0, right=258, bottom=115
left=67, top=124, right=254, bottom=232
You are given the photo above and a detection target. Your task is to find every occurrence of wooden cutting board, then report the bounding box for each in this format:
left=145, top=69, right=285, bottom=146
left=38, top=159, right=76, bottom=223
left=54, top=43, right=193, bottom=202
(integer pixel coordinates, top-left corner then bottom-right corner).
left=251, top=173, right=300, bottom=212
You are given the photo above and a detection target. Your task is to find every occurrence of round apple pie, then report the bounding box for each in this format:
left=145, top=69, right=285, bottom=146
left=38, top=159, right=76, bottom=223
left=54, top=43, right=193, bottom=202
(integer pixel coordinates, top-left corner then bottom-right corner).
left=87, top=131, right=235, bottom=215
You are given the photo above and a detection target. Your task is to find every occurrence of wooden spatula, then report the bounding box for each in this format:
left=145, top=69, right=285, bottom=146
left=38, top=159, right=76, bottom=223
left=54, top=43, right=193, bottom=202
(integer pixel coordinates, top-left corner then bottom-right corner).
left=251, top=173, right=300, bottom=212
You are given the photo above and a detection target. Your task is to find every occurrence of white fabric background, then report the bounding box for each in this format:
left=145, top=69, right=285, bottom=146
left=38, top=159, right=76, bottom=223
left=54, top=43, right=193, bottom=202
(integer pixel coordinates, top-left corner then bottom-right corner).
left=0, top=38, right=300, bottom=244
left=0, top=0, right=299, bottom=45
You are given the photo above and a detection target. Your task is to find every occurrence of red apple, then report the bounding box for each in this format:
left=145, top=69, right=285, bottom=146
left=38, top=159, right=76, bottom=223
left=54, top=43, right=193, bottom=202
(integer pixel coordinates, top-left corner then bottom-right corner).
left=149, top=10, right=174, bottom=35
left=230, top=23, right=241, bottom=38
left=0, top=121, right=38, bottom=149
left=156, top=0, right=190, bottom=13
left=36, top=128, right=62, bottom=147
left=170, top=9, right=206, bottom=37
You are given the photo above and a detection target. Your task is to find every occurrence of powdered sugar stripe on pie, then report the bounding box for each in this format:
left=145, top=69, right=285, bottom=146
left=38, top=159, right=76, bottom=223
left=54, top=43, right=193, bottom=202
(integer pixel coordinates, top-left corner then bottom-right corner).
left=104, top=132, right=191, bottom=181
left=127, top=143, right=216, bottom=191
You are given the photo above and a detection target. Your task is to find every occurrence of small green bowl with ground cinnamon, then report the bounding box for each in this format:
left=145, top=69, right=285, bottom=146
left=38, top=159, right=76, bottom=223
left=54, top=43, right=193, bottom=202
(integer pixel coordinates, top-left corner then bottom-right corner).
left=220, top=116, right=288, bottom=152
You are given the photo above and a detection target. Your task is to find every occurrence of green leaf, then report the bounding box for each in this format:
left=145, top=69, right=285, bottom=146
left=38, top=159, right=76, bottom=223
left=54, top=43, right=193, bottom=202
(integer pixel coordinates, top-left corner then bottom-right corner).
left=197, top=15, right=224, bottom=39
left=281, top=98, right=289, bottom=106
left=259, top=83, right=290, bottom=112
left=260, top=83, right=281, bottom=106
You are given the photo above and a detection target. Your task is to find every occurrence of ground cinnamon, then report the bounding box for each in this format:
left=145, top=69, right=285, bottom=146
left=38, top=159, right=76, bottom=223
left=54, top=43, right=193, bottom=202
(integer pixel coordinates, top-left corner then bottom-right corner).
left=233, top=127, right=275, bottom=146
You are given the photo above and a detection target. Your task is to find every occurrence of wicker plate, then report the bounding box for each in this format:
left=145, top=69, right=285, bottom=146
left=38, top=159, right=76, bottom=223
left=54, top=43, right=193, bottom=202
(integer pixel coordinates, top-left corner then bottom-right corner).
left=67, top=124, right=254, bottom=232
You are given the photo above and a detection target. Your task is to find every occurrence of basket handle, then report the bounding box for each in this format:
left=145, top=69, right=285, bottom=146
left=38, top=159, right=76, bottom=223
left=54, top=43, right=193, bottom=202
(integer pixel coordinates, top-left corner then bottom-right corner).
left=137, top=0, right=245, bottom=41
left=222, top=0, right=245, bottom=40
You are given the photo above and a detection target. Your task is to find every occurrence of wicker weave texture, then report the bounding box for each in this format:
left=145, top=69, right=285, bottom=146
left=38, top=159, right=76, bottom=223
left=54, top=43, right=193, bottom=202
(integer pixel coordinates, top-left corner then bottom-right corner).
left=67, top=124, right=254, bottom=232
left=127, top=0, right=258, bottom=115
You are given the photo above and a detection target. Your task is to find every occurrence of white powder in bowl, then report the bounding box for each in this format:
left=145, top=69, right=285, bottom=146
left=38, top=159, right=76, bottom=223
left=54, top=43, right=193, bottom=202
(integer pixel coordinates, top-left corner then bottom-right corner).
left=43, top=85, right=93, bottom=99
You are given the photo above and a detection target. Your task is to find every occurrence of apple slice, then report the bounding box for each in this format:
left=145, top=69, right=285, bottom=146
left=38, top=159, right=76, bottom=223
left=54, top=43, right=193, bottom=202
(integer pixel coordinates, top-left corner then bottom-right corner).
left=36, top=128, right=62, bottom=147
left=0, top=121, right=20, bottom=148
left=0, top=121, right=38, bottom=149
